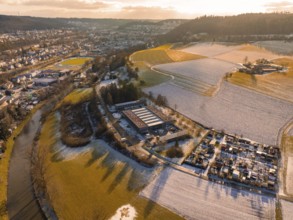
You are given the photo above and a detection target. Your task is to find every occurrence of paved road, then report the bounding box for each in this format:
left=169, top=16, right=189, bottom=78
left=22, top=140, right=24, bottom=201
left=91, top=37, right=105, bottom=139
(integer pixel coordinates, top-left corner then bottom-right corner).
left=7, top=109, right=45, bottom=220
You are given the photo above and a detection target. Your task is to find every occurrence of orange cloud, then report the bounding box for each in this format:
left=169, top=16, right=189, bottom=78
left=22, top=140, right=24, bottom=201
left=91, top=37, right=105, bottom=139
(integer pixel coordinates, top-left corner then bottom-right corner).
left=265, top=1, right=293, bottom=12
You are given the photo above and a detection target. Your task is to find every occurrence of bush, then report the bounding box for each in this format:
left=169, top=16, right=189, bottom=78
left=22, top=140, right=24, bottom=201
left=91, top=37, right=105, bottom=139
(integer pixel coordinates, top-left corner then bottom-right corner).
left=61, top=135, right=90, bottom=148
left=166, top=145, right=184, bottom=158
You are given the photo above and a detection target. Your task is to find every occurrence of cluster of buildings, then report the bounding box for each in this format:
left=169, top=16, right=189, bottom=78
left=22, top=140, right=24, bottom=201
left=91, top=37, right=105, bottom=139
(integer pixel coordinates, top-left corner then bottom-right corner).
left=185, top=133, right=217, bottom=170
left=111, top=100, right=188, bottom=145
left=78, top=20, right=185, bottom=56
left=0, top=29, right=80, bottom=73
left=0, top=44, right=75, bottom=73
left=0, top=68, right=72, bottom=110
left=185, top=130, right=279, bottom=192
left=239, top=59, right=285, bottom=75
left=122, top=105, right=173, bottom=134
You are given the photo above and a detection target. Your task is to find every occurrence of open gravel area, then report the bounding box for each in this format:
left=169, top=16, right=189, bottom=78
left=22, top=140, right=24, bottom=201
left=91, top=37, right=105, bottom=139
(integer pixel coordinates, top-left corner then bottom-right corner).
left=140, top=168, right=276, bottom=220
left=154, top=58, right=240, bottom=85
left=144, top=81, right=293, bottom=145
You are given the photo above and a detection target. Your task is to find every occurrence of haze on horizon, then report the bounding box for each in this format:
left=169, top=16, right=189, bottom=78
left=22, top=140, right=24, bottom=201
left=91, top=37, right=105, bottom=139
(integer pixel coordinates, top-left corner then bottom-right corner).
left=0, top=0, right=292, bottom=19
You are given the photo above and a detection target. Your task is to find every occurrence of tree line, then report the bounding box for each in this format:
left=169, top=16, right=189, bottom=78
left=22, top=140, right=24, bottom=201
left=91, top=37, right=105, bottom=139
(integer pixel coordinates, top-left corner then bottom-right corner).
left=100, top=82, right=141, bottom=105
left=159, top=13, right=293, bottom=43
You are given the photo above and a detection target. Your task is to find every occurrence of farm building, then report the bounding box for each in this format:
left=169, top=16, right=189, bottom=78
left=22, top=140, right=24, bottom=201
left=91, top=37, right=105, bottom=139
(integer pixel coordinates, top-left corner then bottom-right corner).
left=122, top=106, right=172, bottom=133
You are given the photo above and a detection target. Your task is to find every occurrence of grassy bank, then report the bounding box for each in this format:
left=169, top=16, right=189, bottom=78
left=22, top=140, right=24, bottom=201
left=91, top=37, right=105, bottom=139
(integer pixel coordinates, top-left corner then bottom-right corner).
left=0, top=103, right=43, bottom=220
left=38, top=112, right=183, bottom=220
left=61, top=88, right=93, bottom=106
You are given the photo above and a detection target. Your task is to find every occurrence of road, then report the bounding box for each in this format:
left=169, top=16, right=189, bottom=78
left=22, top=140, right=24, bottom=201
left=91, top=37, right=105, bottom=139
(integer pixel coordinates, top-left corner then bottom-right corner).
left=7, top=109, right=45, bottom=220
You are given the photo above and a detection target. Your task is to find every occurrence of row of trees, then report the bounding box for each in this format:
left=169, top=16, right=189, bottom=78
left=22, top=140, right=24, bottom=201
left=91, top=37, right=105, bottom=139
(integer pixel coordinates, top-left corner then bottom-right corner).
left=147, top=91, right=168, bottom=107
left=101, top=82, right=141, bottom=105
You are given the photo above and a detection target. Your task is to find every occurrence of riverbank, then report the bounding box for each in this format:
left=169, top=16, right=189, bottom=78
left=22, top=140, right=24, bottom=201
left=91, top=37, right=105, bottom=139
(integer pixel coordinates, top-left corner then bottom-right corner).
left=0, top=102, right=43, bottom=220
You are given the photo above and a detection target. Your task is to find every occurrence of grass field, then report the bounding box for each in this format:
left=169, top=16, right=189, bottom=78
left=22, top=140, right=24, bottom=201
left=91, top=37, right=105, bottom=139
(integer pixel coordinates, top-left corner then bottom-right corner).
left=60, top=57, right=92, bottom=66
left=39, top=113, right=183, bottom=220
left=134, top=61, right=171, bottom=87
left=131, top=44, right=205, bottom=66
left=227, top=58, right=293, bottom=102
left=61, top=88, right=93, bottom=106
left=130, top=44, right=205, bottom=87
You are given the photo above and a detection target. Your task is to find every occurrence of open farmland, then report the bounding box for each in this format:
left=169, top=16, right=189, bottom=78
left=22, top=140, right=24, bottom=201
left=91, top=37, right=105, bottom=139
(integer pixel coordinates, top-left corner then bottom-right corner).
left=130, top=44, right=204, bottom=86
left=227, top=58, right=293, bottom=102
left=254, top=41, right=293, bottom=55
left=180, top=43, right=287, bottom=63
left=154, top=58, right=240, bottom=95
left=39, top=113, right=182, bottom=220
left=144, top=81, right=293, bottom=146
left=180, top=43, right=242, bottom=58
left=141, top=168, right=276, bottom=220
left=133, top=61, right=172, bottom=87
left=281, top=200, right=293, bottom=220
left=131, top=44, right=204, bottom=66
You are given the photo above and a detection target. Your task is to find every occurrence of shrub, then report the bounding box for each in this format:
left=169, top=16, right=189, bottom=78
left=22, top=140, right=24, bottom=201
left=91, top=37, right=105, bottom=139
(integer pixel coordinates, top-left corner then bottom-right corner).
left=166, top=145, right=184, bottom=158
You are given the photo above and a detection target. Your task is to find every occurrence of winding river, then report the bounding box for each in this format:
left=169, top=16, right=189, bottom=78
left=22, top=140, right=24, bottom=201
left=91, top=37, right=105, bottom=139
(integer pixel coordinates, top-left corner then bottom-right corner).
left=7, top=109, right=46, bottom=220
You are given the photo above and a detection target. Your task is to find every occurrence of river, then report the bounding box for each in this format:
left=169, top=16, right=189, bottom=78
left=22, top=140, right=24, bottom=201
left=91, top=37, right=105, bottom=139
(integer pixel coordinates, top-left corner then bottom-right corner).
left=7, top=109, right=46, bottom=220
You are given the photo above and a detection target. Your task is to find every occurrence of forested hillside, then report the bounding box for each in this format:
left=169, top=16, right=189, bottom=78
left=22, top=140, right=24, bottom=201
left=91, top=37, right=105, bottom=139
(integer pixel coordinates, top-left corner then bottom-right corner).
left=0, top=15, right=72, bottom=32
left=160, top=13, right=293, bottom=42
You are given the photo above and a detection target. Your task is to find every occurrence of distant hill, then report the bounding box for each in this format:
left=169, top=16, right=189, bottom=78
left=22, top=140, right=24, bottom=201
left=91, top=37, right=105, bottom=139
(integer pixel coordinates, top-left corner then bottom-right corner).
left=0, top=15, right=137, bottom=32
left=159, top=13, right=293, bottom=43
left=0, top=15, right=72, bottom=32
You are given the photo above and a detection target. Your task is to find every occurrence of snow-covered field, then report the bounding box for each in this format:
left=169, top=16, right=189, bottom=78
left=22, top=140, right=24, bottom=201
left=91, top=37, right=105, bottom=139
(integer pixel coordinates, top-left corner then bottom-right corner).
left=140, top=168, right=276, bottom=220
left=214, top=49, right=282, bottom=63
left=254, top=41, right=293, bottom=55
left=281, top=200, right=293, bottom=220
left=144, top=82, right=293, bottom=145
left=180, top=42, right=288, bottom=63
left=286, top=157, right=293, bottom=195
left=154, top=58, right=240, bottom=85
left=180, top=43, right=242, bottom=57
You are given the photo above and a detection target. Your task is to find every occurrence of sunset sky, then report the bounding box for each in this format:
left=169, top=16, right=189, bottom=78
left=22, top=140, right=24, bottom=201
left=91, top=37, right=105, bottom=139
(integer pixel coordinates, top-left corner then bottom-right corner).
left=0, top=0, right=292, bottom=19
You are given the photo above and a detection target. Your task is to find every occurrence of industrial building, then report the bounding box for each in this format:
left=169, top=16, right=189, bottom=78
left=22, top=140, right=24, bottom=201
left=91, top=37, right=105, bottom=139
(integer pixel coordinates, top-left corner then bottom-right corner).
left=115, top=100, right=144, bottom=111
left=122, top=105, right=172, bottom=133
left=33, top=78, right=57, bottom=87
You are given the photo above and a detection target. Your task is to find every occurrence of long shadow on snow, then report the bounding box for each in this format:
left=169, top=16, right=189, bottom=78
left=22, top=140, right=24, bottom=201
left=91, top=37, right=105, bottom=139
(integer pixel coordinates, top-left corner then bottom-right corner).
left=143, top=166, right=171, bottom=219
left=107, top=163, right=131, bottom=194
